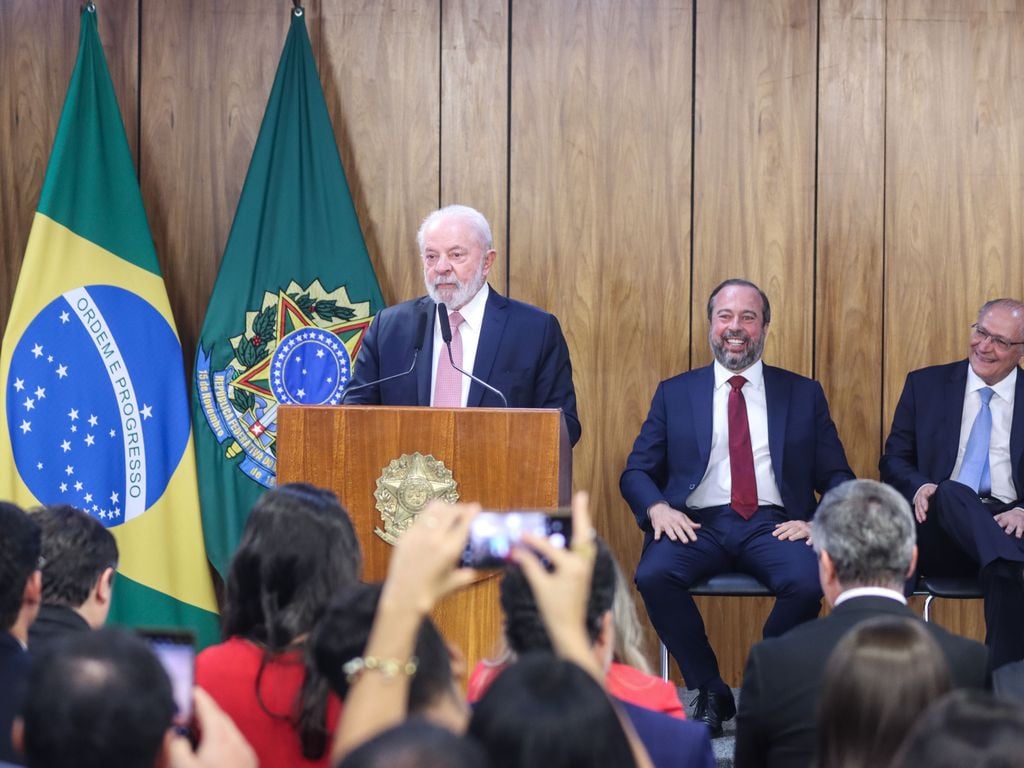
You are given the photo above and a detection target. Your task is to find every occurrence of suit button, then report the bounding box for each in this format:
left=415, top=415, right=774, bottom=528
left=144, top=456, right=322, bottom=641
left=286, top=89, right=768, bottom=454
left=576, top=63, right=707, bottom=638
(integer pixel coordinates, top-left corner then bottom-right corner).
left=689, top=484, right=696, bottom=490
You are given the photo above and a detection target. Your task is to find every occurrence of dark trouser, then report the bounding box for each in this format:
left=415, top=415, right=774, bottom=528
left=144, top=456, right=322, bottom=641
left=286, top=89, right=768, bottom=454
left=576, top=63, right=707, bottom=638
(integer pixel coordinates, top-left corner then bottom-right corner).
left=635, top=505, right=822, bottom=690
left=920, top=480, right=1024, bottom=668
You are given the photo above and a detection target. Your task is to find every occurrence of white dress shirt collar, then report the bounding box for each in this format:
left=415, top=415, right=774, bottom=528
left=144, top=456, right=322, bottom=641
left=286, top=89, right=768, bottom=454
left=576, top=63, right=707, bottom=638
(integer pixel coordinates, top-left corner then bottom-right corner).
left=833, top=586, right=907, bottom=607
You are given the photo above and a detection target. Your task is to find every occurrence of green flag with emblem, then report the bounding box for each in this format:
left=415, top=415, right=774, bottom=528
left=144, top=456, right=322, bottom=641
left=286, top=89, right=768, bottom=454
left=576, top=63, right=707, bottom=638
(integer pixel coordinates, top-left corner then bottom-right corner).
left=192, top=8, right=385, bottom=576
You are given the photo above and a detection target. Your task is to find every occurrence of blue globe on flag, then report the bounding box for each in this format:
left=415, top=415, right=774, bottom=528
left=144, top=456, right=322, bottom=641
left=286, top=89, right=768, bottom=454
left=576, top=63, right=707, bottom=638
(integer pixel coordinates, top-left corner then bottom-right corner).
left=5, top=285, right=190, bottom=526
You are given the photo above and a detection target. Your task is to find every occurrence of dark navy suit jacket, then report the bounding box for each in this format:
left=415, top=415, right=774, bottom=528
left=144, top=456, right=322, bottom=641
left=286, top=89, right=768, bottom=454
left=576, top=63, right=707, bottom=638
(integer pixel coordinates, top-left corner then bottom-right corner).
left=620, top=364, right=853, bottom=532
left=880, top=360, right=1024, bottom=507
left=346, top=289, right=581, bottom=446
left=619, top=699, right=715, bottom=768
left=734, top=596, right=990, bottom=768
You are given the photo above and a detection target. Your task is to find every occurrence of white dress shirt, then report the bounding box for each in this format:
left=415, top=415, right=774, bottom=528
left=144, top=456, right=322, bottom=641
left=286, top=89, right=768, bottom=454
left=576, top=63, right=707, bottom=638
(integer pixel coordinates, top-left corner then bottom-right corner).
left=686, top=359, right=785, bottom=509
left=430, top=283, right=489, bottom=407
left=952, top=366, right=1017, bottom=502
left=834, top=586, right=908, bottom=607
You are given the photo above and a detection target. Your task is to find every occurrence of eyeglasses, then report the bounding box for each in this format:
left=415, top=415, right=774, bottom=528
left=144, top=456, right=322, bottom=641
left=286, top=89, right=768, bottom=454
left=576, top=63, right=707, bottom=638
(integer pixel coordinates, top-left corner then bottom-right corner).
left=971, top=324, right=1024, bottom=352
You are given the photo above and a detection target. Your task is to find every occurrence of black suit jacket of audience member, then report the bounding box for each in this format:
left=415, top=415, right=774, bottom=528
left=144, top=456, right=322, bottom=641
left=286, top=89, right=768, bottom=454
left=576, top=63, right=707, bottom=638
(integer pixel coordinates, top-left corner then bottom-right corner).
left=27, top=604, right=90, bottom=659
left=733, top=596, right=990, bottom=768
left=0, top=631, right=30, bottom=765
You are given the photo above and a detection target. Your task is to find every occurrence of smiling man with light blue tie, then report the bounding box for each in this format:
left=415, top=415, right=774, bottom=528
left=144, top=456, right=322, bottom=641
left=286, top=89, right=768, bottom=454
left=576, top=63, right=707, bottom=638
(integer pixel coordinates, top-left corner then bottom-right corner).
left=881, top=298, right=1024, bottom=670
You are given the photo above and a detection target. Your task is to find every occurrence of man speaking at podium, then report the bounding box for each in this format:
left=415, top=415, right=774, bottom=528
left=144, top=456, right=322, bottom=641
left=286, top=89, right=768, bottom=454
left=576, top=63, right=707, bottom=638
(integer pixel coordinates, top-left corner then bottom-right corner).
left=345, top=204, right=581, bottom=447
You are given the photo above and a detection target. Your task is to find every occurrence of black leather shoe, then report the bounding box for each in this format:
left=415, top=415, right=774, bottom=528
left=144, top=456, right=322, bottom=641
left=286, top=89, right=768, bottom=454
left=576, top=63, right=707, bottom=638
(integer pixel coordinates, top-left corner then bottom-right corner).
left=690, top=687, right=736, bottom=738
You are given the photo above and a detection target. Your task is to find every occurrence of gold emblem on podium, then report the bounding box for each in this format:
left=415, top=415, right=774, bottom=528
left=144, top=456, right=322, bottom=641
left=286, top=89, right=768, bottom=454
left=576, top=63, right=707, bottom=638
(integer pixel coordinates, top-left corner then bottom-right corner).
left=374, top=452, right=459, bottom=544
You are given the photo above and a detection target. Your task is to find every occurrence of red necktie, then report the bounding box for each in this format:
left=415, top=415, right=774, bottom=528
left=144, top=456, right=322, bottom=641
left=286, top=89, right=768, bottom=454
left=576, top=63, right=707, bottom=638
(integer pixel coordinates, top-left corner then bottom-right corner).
left=432, top=311, right=464, bottom=406
left=728, top=375, right=758, bottom=519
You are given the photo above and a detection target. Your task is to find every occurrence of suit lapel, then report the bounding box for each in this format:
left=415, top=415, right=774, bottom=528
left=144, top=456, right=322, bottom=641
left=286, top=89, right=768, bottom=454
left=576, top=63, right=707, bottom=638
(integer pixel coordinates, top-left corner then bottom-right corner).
left=467, top=288, right=508, bottom=407
left=1011, top=366, right=1024, bottom=493
left=689, top=366, right=715, bottom=470
left=415, top=297, right=435, bottom=406
left=938, top=361, right=970, bottom=474
left=764, top=365, right=789, bottom=489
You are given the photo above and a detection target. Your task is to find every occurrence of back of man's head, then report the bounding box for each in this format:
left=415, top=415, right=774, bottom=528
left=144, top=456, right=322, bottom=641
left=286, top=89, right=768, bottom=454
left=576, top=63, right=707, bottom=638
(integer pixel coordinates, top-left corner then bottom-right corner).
left=338, top=718, right=488, bottom=768
left=0, top=502, right=40, bottom=632
left=20, top=627, right=175, bottom=768
left=811, top=479, right=914, bottom=589
left=500, top=537, right=616, bottom=654
left=31, top=505, right=118, bottom=614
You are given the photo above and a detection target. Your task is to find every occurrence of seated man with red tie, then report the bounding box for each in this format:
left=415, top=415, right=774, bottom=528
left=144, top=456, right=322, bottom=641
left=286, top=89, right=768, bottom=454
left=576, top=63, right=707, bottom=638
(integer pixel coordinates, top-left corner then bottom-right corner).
left=620, top=278, right=855, bottom=736
left=881, top=298, right=1024, bottom=671
left=345, top=204, right=581, bottom=446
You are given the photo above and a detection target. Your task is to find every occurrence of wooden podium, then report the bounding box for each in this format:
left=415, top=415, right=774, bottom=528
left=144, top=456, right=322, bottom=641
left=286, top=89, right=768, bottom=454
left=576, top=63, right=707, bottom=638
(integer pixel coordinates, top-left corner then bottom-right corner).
left=276, top=405, right=571, bottom=668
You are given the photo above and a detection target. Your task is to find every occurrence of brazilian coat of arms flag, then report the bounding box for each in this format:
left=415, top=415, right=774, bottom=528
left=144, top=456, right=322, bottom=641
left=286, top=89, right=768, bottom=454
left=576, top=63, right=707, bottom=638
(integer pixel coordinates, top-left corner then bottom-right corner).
left=192, top=8, right=385, bottom=577
left=0, top=7, right=219, bottom=645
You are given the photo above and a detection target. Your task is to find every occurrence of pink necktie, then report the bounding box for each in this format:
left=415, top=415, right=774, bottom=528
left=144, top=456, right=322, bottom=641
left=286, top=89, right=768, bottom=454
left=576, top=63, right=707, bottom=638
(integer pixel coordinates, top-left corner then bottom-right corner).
left=432, top=311, right=464, bottom=407
left=728, top=375, right=758, bottom=519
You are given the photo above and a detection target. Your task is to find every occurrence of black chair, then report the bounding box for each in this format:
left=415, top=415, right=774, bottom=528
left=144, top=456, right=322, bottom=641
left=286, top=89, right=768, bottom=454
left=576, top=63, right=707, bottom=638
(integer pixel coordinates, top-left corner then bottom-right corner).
left=658, top=572, right=771, bottom=681
left=916, top=575, right=984, bottom=622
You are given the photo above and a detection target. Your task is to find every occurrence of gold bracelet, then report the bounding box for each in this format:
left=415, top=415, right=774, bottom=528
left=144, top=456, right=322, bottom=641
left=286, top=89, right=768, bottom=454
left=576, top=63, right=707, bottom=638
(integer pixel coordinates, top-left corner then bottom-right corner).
left=342, top=655, right=419, bottom=685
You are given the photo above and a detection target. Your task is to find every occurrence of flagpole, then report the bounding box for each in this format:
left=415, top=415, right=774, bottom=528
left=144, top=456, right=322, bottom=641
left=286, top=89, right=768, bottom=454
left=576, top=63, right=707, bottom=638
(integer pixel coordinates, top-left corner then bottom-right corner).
left=81, top=2, right=95, bottom=12
left=292, top=0, right=303, bottom=17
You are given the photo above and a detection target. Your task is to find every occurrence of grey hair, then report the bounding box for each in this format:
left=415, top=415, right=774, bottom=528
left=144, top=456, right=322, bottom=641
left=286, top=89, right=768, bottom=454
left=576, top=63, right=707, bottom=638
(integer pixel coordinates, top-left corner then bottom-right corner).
left=811, top=479, right=915, bottom=588
left=977, top=299, right=1024, bottom=339
left=416, top=205, right=493, bottom=253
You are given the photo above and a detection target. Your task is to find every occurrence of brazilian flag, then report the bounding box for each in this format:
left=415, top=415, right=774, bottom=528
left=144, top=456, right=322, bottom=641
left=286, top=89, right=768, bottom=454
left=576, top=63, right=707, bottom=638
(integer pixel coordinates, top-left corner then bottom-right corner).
left=0, top=6, right=219, bottom=646
left=192, top=8, right=385, bottom=577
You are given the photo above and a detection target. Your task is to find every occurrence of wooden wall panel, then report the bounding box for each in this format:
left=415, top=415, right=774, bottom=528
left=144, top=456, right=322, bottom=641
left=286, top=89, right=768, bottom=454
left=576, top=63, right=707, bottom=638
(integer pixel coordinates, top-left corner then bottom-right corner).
left=693, top=0, right=818, bottom=375
left=816, top=0, right=885, bottom=478
left=320, top=0, right=440, bottom=306
left=0, top=0, right=138, bottom=335
left=140, top=0, right=301, bottom=371
left=509, top=0, right=693, bottom=672
left=884, top=0, right=1024, bottom=426
left=440, top=0, right=509, bottom=288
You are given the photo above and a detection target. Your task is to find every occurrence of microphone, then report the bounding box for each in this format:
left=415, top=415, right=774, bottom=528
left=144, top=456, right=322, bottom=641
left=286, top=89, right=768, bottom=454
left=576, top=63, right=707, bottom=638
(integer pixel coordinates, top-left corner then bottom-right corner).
left=436, top=302, right=509, bottom=408
left=340, top=307, right=431, bottom=403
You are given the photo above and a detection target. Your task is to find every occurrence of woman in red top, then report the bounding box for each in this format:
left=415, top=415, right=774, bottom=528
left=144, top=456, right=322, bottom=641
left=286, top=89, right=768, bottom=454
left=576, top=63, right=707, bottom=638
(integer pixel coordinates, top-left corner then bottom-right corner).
left=196, top=483, right=362, bottom=768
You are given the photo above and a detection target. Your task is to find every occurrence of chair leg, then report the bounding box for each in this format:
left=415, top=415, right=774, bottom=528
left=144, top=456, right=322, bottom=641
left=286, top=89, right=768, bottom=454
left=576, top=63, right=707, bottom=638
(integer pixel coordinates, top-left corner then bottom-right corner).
left=923, top=594, right=934, bottom=622
left=660, top=641, right=670, bottom=682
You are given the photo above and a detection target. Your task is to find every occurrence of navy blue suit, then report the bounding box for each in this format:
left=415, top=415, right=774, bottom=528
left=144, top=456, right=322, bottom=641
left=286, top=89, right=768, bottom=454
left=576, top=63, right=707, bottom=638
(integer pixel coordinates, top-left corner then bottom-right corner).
left=619, top=699, right=715, bottom=768
left=880, top=360, right=1024, bottom=666
left=346, top=290, right=581, bottom=446
left=621, top=364, right=854, bottom=688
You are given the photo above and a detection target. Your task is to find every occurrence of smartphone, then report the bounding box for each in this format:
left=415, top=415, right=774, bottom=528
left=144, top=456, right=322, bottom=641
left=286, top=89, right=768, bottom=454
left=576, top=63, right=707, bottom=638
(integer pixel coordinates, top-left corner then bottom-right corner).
left=138, top=628, right=195, bottom=728
left=460, top=510, right=573, bottom=569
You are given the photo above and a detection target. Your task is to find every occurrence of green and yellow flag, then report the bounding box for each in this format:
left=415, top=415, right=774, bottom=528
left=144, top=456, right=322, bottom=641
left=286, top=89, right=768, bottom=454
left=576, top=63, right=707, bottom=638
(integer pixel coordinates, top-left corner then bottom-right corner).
left=192, top=8, right=385, bottom=577
left=0, top=6, right=218, bottom=645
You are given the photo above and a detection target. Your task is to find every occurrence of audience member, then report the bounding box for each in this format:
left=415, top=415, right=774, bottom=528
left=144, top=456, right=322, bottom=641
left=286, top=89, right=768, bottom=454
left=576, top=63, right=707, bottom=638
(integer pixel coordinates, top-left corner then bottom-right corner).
left=734, top=479, right=989, bottom=768
left=880, top=298, right=1024, bottom=669
left=27, top=505, right=117, bottom=656
left=890, top=689, right=1024, bottom=768
left=470, top=653, right=637, bottom=768
left=466, top=539, right=686, bottom=719
left=494, top=536, right=712, bottom=768
left=0, top=502, right=40, bottom=766
left=609, top=556, right=686, bottom=719
left=15, top=627, right=255, bottom=768
left=815, top=616, right=951, bottom=768
left=196, top=483, right=361, bottom=768
left=337, top=719, right=488, bottom=768
left=328, top=494, right=655, bottom=768
left=313, top=582, right=468, bottom=734
left=622, top=278, right=854, bottom=735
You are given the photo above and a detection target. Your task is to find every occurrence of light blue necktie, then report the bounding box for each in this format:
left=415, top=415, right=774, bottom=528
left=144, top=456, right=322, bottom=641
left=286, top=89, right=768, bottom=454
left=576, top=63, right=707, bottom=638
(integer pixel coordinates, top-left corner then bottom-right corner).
left=958, top=387, right=995, bottom=495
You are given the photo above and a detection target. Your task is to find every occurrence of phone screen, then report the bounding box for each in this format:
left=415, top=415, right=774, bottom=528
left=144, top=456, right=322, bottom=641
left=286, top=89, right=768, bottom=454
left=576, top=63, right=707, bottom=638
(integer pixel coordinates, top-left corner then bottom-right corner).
left=138, top=629, right=195, bottom=726
left=459, top=510, right=572, bottom=569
